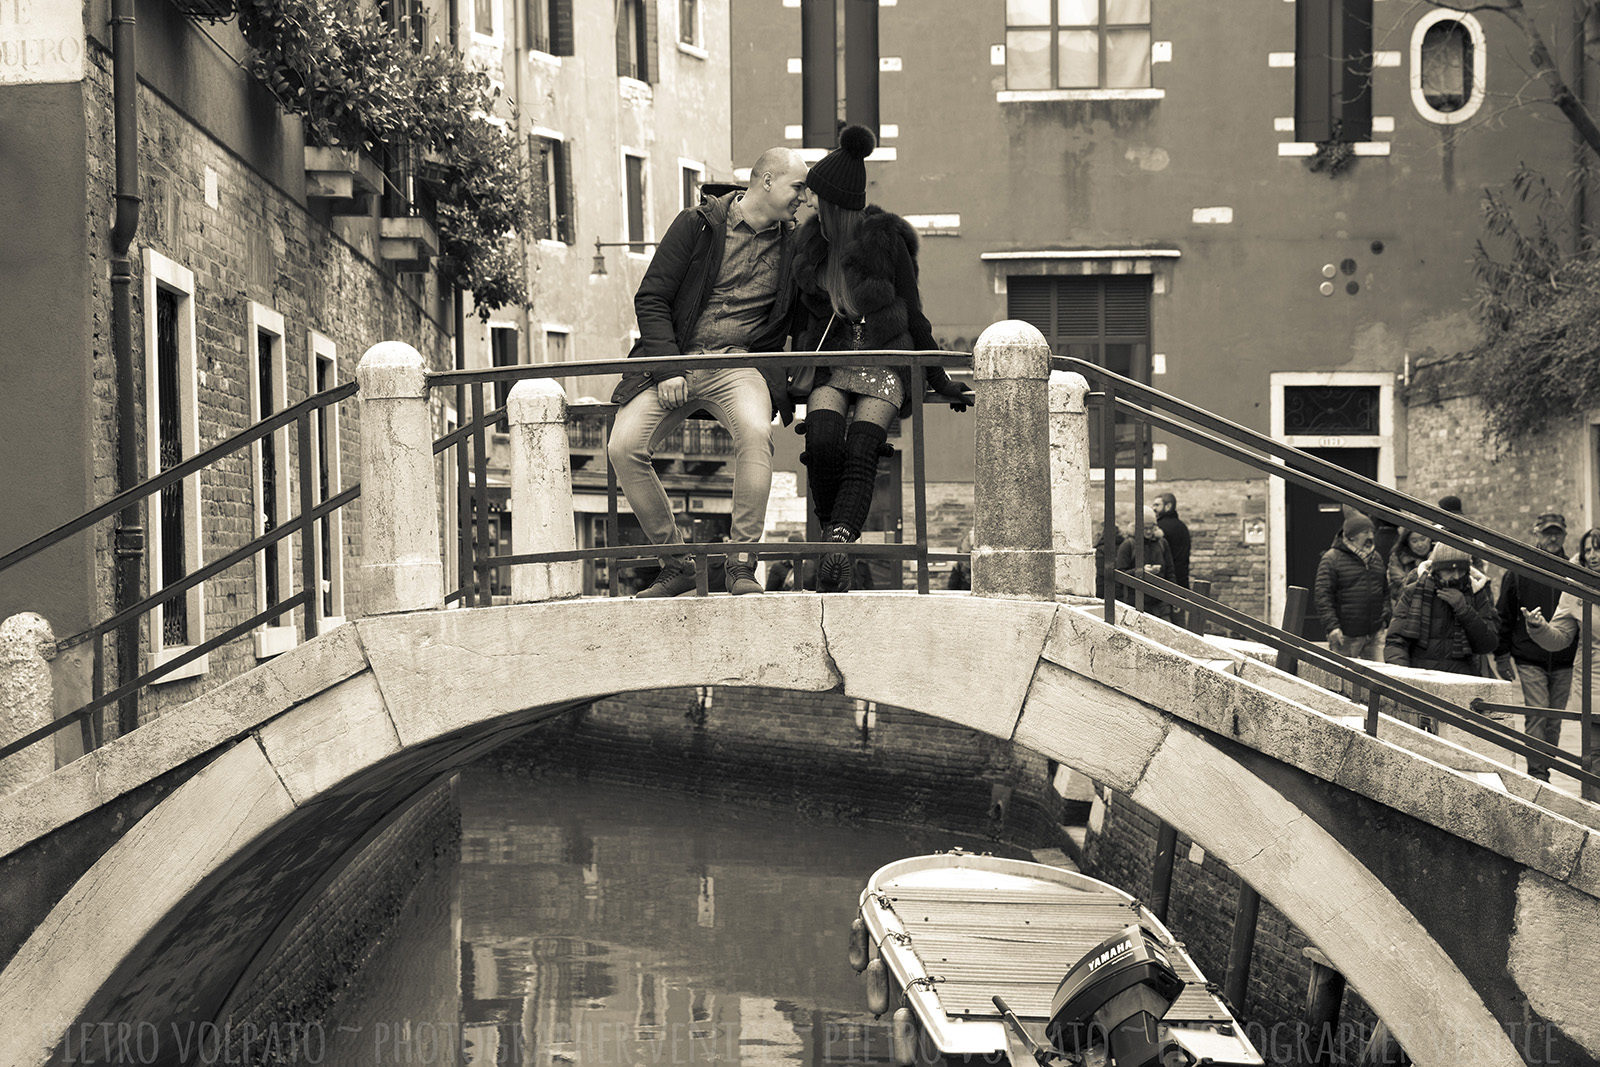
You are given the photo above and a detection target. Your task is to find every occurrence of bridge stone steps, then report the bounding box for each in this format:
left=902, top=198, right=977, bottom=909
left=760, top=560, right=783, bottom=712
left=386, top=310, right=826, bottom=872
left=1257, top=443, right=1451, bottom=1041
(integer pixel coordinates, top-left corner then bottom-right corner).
left=1094, top=599, right=1600, bottom=833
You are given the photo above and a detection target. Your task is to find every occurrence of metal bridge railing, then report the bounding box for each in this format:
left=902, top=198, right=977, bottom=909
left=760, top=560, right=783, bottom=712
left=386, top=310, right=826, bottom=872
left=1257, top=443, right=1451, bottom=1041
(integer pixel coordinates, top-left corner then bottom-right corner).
left=0, top=381, right=359, bottom=763
left=1063, top=355, right=1600, bottom=796
left=426, top=349, right=972, bottom=604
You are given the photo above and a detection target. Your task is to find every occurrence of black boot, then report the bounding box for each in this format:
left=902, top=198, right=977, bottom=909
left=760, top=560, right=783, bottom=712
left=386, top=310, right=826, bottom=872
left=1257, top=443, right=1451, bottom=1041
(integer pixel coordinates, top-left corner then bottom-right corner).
left=831, top=422, right=888, bottom=538
left=802, top=409, right=847, bottom=528
left=821, top=422, right=888, bottom=591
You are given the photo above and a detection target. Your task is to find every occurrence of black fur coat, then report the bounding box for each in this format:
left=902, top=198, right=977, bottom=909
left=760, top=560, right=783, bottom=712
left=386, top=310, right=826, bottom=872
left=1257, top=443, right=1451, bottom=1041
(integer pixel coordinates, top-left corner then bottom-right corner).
left=791, top=206, right=959, bottom=416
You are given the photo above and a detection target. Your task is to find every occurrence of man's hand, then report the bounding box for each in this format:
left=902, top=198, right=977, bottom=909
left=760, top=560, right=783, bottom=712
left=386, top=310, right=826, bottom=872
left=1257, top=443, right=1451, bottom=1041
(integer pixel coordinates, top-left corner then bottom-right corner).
left=1436, top=587, right=1468, bottom=614
left=1327, top=627, right=1345, bottom=648
left=1522, top=606, right=1552, bottom=637
left=1494, top=656, right=1517, bottom=682
left=656, top=375, right=689, bottom=409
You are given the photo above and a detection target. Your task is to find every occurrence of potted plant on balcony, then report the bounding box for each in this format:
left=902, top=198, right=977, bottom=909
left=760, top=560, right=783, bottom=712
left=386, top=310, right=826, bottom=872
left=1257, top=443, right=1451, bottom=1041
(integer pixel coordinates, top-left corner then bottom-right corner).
left=235, top=0, right=534, bottom=314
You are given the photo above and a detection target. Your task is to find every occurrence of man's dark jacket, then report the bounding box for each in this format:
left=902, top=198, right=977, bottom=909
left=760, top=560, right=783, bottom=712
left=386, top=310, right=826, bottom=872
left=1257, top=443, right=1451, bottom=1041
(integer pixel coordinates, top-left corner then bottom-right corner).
left=1496, top=570, right=1578, bottom=670
left=1155, top=510, right=1191, bottom=588
left=1313, top=538, right=1388, bottom=637
left=611, top=191, right=798, bottom=422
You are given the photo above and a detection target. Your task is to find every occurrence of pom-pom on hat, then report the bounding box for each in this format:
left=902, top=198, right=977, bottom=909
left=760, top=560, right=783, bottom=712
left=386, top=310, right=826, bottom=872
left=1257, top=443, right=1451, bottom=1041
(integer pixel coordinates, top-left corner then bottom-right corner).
left=806, top=124, right=875, bottom=210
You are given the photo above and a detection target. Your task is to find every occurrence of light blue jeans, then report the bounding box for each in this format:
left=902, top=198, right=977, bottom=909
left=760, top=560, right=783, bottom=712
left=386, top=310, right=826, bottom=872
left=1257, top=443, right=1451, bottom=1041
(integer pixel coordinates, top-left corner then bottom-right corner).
left=1517, top=661, right=1572, bottom=779
left=607, top=366, right=774, bottom=562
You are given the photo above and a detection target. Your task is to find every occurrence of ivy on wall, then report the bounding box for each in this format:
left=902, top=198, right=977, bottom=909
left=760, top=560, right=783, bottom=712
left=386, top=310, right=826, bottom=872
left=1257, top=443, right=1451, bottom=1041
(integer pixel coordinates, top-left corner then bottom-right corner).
left=1466, top=166, right=1600, bottom=446
left=235, top=0, right=533, bottom=317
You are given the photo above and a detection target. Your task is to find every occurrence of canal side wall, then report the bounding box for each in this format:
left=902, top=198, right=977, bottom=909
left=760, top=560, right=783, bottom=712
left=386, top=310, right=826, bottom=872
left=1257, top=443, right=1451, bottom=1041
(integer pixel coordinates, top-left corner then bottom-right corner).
left=1083, top=785, right=1381, bottom=1053
left=216, top=778, right=461, bottom=1058
left=498, top=688, right=1081, bottom=850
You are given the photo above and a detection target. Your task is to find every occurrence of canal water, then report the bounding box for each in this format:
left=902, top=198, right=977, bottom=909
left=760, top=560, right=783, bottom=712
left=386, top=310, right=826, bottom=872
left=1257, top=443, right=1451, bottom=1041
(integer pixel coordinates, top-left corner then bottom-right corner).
left=320, top=765, right=1029, bottom=1066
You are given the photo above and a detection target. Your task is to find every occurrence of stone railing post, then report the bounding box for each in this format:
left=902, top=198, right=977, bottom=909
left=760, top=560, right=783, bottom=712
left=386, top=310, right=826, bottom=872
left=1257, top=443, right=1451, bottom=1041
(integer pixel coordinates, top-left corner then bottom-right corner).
left=1050, top=370, right=1095, bottom=596
left=0, top=613, right=56, bottom=796
left=356, top=342, right=443, bottom=615
left=973, top=320, right=1055, bottom=599
left=508, top=379, right=582, bottom=602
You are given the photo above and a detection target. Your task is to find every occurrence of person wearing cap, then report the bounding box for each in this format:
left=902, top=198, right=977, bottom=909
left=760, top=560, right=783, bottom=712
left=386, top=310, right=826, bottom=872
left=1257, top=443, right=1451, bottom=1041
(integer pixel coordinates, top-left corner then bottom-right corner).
left=1494, top=513, right=1577, bottom=780
left=1114, top=506, right=1176, bottom=621
left=608, top=146, right=811, bottom=598
left=1385, top=542, right=1499, bottom=677
left=790, top=124, right=974, bottom=591
left=1313, top=513, right=1389, bottom=660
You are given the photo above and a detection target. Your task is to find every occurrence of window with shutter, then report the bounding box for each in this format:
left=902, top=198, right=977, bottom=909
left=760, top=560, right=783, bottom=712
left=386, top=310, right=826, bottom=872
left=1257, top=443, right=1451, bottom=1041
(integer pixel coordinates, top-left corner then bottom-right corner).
left=529, top=136, right=552, bottom=241
left=641, top=0, right=659, bottom=82
left=550, top=0, right=574, bottom=55
left=1007, top=274, right=1152, bottom=467
left=1294, top=0, right=1373, bottom=143
left=625, top=154, right=648, bottom=244
left=556, top=140, right=576, bottom=244
left=618, top=0, right=652, bottom=80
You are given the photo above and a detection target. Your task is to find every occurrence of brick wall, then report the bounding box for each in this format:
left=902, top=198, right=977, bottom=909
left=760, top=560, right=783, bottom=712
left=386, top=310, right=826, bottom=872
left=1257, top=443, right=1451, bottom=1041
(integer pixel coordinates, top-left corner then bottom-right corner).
left=1083, top=787, right=1379, bottom=1049
left=894, top=478, right=1273, bottom=618
left=1401, top=388, right=1591, bottom=564
left=496, top=687, right=1079, bottom=849
left=80, top=43, right=453, bottom=730
left=221, top=778, right=461, bottom=1058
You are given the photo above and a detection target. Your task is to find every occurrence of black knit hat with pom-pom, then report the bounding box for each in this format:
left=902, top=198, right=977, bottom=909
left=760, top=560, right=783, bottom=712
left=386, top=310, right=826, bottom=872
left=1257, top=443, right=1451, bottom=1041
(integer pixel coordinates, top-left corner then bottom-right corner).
left=806, top=124, right=875, bottom=210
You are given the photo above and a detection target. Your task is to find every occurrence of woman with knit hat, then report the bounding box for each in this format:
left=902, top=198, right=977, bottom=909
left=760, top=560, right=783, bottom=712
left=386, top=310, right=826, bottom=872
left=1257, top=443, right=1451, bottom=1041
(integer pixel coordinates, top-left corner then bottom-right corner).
left=1384, top=541, right=1499, bottom=678
left=791, top=124, right=973, bottom=591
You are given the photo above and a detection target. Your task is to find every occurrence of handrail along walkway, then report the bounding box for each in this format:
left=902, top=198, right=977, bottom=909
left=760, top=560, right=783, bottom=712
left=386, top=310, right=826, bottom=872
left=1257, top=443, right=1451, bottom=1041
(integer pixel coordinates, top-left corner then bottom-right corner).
left=1061, top=354, right=1600, bottom=794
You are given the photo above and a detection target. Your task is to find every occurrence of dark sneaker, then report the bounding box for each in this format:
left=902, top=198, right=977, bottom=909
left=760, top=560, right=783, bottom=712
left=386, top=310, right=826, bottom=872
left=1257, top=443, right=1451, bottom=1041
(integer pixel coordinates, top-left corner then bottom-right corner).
left=636, top=558, right=699, bottom=598
left=724, top=559, right=763, bottom=596
left=819, top=525, right=855, bottom=592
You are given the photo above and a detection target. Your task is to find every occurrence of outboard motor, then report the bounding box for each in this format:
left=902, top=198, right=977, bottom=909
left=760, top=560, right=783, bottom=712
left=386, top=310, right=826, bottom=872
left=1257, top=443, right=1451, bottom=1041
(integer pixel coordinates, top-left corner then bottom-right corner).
left=1045, top=925, right=1195, bottom=1067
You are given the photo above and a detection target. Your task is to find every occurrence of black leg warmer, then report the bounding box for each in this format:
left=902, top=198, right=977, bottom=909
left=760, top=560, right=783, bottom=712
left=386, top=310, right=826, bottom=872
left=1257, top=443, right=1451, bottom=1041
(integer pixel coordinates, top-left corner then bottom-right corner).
left=802, top=409, right=847, bottom=527
left=831, top=421, right=889, bottom=538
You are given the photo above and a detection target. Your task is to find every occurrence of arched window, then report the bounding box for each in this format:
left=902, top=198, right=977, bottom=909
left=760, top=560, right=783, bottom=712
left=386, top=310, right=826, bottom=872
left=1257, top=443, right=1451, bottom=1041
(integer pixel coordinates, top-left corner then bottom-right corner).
left=1411, top=11, right=1486, bottom=124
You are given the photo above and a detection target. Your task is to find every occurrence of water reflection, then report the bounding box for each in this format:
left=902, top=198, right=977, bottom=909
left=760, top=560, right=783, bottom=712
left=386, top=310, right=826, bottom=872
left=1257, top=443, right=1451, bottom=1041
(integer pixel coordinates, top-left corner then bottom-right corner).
left=330, top=767, right=1027, bottom=1067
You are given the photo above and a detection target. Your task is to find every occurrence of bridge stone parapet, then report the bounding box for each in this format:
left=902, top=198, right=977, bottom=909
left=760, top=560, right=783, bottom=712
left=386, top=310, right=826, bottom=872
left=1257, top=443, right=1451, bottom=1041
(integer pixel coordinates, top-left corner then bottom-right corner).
left=0, top=596, right=1598, bottom=1066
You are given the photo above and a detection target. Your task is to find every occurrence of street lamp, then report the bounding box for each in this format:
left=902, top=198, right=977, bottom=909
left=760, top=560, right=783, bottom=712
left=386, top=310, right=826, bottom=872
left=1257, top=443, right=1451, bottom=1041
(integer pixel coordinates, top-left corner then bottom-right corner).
left=591, top=238, right=658, bottom=275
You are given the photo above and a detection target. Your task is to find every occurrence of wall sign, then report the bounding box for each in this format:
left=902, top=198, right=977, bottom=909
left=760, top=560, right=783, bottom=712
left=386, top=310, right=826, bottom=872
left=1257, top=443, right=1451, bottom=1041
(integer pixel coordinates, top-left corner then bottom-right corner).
left=1, top=0, right=85, bottom=85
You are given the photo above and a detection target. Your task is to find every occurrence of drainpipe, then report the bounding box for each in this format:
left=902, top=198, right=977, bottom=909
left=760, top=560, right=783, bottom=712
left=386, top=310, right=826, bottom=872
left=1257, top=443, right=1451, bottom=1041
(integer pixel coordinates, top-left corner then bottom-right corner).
left=110, top=0, right=143, bottom=738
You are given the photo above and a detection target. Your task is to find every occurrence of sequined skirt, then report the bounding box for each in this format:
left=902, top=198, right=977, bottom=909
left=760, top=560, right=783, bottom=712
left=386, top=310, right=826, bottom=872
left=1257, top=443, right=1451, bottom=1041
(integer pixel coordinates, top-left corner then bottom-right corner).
left=819, top=365, right=906, bottom=408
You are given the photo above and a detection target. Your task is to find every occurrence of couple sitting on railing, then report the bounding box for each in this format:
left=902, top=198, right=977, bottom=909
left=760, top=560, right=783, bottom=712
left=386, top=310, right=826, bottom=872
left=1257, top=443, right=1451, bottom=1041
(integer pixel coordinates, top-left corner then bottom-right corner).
left=607, top=126, right=972, bottom=598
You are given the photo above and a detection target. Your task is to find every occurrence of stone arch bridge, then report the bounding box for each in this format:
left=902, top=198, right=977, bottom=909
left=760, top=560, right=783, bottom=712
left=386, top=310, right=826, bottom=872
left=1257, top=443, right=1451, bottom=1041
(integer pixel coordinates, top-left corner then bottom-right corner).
left=2, top=325, right=1600, bottom=1067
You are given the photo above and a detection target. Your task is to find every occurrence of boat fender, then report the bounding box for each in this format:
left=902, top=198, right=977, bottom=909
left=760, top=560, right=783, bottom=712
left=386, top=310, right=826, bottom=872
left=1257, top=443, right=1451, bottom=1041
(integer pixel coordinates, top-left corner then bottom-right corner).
left=849, top=917, right=870, bottom=972
left=865, top=958, right=890, bottom=1016
left=890, top=1007, right=917, bottom=1066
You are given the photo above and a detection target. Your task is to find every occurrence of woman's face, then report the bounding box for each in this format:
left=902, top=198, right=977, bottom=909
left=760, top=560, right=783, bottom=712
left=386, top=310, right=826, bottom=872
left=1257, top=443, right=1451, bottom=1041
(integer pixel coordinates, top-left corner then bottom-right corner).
left=1408, top=532, right=1433, bottom=556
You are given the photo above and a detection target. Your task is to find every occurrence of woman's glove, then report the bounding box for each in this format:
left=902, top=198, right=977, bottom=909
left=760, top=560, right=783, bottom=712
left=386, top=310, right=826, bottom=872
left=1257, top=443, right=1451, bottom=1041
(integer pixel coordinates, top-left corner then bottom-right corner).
left=934, top=378, right=974, bottom=412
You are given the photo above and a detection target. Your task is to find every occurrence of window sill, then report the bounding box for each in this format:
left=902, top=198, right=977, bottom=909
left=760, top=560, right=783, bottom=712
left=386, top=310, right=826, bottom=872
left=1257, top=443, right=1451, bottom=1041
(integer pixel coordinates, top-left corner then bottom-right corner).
left=538, top=238, right=570, bottom=252
left=149, top=647, right=209, bottom=683
left=528, top=49, right=562, bottom=67
left=619, top=76, right=654, bottom=100
left=996, top=88, right=1164, bottom=103
left=1089, top=467, right=1159, bottom=482
left=677, top=40, right=708, bottom=60
left=254, top=625, right=298, bottom=660
left=1277, top=142, right=1390, bottom=157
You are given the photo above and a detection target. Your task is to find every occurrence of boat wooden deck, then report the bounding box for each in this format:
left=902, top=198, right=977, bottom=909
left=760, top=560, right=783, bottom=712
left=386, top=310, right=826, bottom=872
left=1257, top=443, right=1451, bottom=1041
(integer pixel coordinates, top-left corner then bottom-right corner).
left=878, top=882, right=1229, bottom=1025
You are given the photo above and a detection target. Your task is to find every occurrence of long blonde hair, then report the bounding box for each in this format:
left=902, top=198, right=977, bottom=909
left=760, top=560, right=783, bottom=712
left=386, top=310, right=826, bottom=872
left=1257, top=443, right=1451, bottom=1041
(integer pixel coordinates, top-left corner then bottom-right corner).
left=816, top=198, right=864, bottom=319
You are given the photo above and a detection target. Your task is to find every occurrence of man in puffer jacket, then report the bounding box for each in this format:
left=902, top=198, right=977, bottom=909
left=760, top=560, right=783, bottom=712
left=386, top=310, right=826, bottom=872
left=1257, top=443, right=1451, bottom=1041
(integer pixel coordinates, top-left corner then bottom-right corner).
left=1313, top=514, right=1388, bottom=659
left=1385, top=543, right=1499, bottom=674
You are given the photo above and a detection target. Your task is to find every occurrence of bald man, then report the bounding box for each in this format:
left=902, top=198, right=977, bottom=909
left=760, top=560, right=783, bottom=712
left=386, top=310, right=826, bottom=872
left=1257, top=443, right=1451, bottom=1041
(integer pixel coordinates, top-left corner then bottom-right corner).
left=609, top=147, right=809, bottom=597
